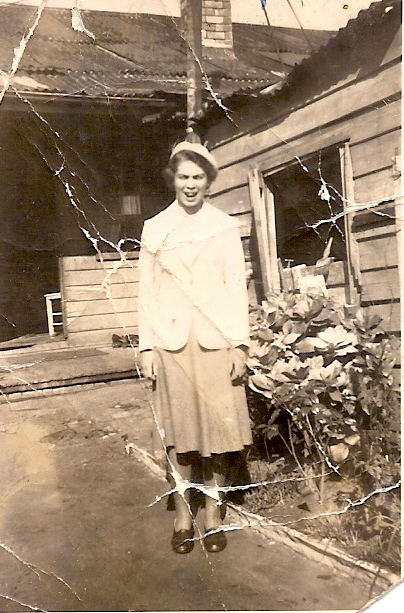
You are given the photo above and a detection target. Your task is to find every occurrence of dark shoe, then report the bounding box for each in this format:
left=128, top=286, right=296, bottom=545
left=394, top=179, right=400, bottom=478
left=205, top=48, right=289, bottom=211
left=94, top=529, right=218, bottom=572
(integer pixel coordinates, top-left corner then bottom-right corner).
left=171, top=528, right=194, bottom=554
left=204, top=527, right=227, bottom=553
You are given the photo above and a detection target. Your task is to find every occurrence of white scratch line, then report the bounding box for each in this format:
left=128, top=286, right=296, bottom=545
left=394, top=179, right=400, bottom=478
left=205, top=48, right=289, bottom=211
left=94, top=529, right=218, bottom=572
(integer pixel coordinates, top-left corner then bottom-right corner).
left=0, top=542, right=83, bottom=602
left=0, top=593, right=43, bottom=611
left=71, top=1, right=95, bottom=39
left=0, top=0, right=47, bottom=104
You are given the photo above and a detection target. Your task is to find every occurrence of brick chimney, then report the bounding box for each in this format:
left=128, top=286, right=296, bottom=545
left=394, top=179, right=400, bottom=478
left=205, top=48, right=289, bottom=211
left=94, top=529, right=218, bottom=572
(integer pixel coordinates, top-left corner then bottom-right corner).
left=181, top=0, right=234, bottom=50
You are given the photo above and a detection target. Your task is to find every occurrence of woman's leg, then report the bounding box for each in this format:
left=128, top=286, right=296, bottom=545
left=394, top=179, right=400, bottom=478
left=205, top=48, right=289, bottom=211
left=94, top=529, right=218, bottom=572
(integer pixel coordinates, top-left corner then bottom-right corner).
left=167, top=448, right=193, bottom=530
left=203, top=453, right=229, bottom=529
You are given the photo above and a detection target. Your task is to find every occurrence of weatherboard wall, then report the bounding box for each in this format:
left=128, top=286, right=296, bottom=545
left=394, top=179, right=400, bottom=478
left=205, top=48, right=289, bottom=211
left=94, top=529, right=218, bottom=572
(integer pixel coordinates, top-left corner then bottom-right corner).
left=205, top=3, right=401, bottom=334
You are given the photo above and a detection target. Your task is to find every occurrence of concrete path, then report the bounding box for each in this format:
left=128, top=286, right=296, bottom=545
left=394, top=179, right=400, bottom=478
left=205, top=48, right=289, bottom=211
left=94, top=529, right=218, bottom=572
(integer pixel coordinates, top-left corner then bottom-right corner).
left=0, top=380, right=374, bottom=611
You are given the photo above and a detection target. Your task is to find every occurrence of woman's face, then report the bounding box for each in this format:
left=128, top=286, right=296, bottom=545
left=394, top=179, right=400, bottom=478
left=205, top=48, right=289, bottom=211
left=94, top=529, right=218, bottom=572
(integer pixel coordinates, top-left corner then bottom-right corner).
left=174, top=160, right=209, bottom=211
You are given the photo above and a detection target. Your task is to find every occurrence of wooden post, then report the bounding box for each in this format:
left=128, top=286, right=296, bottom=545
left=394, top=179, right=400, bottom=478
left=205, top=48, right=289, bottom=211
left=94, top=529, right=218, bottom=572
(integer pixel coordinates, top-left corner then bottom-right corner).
left=264, top=185, right=281, bottom=291
left=58, top=256, right=67, bottom=339
left=340, top=143, right=361, bottom=304
left=393, top=147, right=402, bottom=288
left=249, top=168, right=269, bottom=296
left=184, top=0, right=203, bottom=140
left=391, top=145, right=403, bottom=390
left=248, top=168, right=280, bottom=296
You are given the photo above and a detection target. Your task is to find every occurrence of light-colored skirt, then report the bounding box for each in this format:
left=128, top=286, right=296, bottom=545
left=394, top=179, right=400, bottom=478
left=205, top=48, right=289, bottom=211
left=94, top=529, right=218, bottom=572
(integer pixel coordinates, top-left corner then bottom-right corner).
left=152, top=332, right=252, bottom=458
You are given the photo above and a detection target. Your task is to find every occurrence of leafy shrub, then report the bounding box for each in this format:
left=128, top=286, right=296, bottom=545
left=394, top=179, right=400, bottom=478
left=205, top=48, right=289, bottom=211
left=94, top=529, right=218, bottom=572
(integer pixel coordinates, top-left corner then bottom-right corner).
left=247, top=291, right=400, bottom=504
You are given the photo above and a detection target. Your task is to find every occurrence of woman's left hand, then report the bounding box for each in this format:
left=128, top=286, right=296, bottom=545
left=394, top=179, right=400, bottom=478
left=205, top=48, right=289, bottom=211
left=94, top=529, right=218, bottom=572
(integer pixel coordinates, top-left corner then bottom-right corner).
left=229, top=347, right=248, bottom=381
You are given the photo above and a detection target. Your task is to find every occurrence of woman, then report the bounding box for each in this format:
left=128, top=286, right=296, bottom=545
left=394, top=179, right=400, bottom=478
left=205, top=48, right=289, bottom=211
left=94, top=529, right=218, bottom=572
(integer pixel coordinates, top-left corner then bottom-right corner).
left=138, top=140, right=252, bottom=554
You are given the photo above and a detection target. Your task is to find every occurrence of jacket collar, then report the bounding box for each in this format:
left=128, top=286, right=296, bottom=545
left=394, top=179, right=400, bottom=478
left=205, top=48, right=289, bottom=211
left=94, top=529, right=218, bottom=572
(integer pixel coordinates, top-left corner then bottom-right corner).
left=145, top=201, right=209, bottom=251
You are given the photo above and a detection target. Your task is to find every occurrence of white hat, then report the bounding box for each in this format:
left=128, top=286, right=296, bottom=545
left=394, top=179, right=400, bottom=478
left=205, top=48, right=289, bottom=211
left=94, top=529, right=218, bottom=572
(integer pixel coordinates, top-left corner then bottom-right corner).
left=170, top=141, right=218, bottom=171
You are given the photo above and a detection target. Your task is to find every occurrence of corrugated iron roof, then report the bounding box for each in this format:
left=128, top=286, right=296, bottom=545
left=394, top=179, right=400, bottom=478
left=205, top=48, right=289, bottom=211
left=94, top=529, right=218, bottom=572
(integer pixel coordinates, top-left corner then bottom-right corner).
left=0, top=5, right=332, bottom=100
left=261, top=0, right=402, bottom=100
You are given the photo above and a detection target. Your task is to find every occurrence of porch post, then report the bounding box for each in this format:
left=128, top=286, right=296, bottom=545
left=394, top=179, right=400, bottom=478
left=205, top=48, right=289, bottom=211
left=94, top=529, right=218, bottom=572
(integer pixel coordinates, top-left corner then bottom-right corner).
left=183, top=0, right=203, bottom=141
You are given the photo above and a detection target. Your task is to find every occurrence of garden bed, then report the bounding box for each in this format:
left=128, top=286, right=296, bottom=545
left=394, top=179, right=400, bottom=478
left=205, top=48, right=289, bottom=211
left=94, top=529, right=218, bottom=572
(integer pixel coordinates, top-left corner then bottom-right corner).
left=243, top=455, right=400, bottom=577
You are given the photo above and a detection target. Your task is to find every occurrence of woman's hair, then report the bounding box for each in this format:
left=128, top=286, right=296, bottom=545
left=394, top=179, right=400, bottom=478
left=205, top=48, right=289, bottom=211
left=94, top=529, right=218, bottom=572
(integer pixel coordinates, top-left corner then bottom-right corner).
left=163, top=150, right=218, bottom=187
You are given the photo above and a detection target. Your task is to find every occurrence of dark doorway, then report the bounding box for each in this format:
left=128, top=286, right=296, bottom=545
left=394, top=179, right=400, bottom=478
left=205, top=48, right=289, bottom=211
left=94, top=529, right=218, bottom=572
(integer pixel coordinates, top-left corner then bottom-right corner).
left=0, top=113, right=60, bottom=341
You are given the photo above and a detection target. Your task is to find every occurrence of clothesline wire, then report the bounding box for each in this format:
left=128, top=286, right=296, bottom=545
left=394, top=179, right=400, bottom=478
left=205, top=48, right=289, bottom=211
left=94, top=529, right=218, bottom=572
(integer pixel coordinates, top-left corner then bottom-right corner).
left=285, top=0, right=315, bottom=53
left=260, top=1, right=287, bottom=76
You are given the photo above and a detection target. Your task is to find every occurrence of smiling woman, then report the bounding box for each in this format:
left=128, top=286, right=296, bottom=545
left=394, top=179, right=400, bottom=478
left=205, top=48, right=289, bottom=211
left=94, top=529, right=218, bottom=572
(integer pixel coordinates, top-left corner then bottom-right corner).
left=138, top=140, right=252, bottom=554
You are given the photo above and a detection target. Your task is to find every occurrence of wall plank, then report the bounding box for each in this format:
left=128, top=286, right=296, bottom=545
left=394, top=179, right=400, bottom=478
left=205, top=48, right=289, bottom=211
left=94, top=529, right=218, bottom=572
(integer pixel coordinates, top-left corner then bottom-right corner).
left=353, top=167, right=395, bottom=204
left=64, top=268, right=139, bottom=287
left=210, top=185, right=250, bottom=215
left=66, top=297, right=138, bottom=317
left=63, top=282, right=138, bottom=302
left=66, top=311, right=138, bottom=333
left=358, top=235, right=398, bottom=271
left=354, top=224, right=397, bottom=241
left=351, top=129, right=400, bottom=179
left=350, top=98, right=401, bottom=143
left=61, top=254, right=139, bottom=271
left=361, top=268, right=400, bottom=302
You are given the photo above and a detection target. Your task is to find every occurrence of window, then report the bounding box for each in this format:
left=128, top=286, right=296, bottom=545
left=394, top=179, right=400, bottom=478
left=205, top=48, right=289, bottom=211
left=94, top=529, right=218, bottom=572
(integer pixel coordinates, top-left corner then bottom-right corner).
left=265, top=147, right=347, bottom=267
left=121, top=193, right=141, bottom=216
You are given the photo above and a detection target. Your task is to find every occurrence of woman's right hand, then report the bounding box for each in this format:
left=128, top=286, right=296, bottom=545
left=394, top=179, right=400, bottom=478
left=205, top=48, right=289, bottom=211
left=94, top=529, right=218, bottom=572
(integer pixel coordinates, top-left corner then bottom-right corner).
left=140, top=350, right=157, bottom=380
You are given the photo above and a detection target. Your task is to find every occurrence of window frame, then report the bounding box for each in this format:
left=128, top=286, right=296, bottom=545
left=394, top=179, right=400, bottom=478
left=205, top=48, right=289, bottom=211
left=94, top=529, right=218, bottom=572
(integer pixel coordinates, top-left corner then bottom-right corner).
left=249, top=141, right=360, bottom=303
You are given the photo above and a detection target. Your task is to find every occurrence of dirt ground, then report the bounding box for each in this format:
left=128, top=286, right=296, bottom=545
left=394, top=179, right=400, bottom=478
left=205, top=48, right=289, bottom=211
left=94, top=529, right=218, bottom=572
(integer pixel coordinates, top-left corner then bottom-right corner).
left=0, top=379, right=380, bottom=611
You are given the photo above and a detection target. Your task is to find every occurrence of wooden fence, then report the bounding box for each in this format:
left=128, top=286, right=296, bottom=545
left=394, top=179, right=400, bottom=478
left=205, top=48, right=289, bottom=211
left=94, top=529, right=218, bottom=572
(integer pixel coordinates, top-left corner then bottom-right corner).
left=59, top=254, right=139, bottom=347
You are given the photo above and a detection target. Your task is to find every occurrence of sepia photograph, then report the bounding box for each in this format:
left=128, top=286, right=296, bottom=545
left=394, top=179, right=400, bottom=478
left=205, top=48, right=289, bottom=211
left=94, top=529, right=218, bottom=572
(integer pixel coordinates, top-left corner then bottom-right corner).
left=0, top=0, right=401, bottom=611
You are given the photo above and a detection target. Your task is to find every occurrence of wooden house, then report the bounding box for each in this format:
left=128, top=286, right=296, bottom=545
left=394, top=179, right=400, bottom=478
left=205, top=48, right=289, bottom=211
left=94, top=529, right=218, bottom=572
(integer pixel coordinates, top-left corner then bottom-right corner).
left=0, top=1, right=330, bottom=346
left=205, top=0, right=401, bottom=337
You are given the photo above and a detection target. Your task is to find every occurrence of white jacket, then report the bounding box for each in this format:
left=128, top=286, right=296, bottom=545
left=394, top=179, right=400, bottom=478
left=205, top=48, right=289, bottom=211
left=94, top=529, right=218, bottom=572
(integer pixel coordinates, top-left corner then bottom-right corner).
left=138, top=201, right=250, bottom=351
